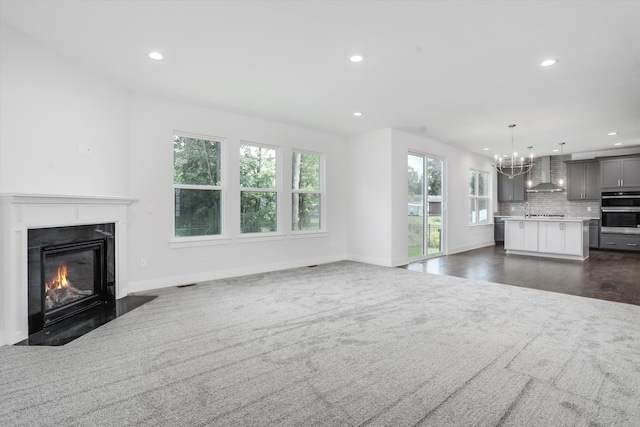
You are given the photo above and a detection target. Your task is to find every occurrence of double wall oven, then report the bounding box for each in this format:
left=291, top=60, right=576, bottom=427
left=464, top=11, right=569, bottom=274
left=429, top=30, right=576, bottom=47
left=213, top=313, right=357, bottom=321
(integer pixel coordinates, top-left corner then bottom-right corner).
left=601, top=191, right=640, bottom=235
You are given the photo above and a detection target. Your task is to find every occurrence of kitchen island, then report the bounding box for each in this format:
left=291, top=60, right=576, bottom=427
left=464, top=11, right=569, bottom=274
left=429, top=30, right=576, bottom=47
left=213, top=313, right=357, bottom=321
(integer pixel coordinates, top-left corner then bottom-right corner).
left=504, top=217, right=590, bottom=261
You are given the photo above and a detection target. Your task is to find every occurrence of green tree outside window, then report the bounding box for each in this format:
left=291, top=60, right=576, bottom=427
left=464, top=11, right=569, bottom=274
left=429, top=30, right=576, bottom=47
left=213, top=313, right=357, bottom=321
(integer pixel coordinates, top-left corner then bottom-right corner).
left=240, top=144, right=277, bottom=233
left=292, top=152, right=321, bottom=231
left=173, top=135, right=222, bottom=237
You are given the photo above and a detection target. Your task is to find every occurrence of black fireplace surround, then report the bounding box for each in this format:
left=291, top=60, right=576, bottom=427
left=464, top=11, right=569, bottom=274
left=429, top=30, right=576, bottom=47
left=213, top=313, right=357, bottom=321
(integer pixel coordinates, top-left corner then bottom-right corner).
left=21, top=223, right=157, bottom=347
left=28, top=224, right=116, bottom=336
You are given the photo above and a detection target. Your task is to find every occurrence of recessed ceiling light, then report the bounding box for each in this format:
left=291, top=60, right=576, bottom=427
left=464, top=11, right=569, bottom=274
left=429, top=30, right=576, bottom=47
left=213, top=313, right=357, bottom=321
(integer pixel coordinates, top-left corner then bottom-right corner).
left=353, top=112, right=363, bottom=117
left=483, top=148, right=489, bottom=151
left=614, top=142, right=623, bottom=146
left=540, top=59, right=558, bottom=67
left=350, top=55, right=364, bottom=63
left=552, top=149, right=559, bottom=152
left=148, top=52, right=163, bottom=60
left=608, top=132, right=619, bottom=136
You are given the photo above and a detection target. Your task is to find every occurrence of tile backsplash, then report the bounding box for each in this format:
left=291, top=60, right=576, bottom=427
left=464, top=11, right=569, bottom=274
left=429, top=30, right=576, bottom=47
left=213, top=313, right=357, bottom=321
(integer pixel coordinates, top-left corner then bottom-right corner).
left=496, top=154, right=600, bottom=219
left=498, top=194, right=600, bottom=218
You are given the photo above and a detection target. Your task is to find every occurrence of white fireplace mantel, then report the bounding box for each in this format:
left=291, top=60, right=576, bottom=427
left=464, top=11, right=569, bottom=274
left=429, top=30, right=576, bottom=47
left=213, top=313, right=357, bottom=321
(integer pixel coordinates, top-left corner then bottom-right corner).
left=0, top=193, right=138, bottom=346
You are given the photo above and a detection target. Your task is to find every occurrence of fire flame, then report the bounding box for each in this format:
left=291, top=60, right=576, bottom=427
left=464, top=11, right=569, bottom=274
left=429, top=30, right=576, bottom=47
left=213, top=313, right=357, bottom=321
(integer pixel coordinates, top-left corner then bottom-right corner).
left=45, top=263, right=71, bottom=297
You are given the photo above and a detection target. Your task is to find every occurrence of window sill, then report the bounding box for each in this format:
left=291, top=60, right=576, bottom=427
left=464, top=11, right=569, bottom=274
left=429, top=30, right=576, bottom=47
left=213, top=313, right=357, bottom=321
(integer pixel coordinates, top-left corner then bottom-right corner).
left=290, top=230, right=328, bottom=239
left=169, top=236, right=232, bottom=249
left=168, top=230, right=329, bottom=247
left=237, top=233, right=287, bottom=243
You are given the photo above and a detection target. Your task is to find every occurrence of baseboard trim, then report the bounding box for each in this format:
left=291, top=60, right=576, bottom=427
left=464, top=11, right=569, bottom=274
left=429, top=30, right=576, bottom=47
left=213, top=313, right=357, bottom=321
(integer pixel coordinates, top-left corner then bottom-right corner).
left=447, top=241, right=495, bottom=255
left=344, top=254, right=394, bottom=267
left=126, top=254, right=346, bottom=294
left=127, top=243, right=497, bottom=295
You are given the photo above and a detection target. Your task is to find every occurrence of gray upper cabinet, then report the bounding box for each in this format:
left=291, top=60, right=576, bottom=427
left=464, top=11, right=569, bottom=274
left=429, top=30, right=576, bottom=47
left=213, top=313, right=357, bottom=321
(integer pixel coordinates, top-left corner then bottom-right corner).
left=600, top=157, right=640, bottom=189
left=497, top=169, right=525, bottom=202
left=566, top=160, right=599, bottom=200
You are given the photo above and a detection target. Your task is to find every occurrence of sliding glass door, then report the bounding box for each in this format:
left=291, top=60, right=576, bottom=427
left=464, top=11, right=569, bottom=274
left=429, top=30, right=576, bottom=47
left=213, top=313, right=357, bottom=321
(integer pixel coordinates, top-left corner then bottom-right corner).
left=408, top=153, right=444, bottom=257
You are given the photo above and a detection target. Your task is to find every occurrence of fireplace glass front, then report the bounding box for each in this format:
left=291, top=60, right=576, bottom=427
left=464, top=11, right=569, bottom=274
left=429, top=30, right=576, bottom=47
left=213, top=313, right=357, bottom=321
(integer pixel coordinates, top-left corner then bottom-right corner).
left=42, top=240, right=106, bottom=327
left=28, top=224, right=115, bottom=336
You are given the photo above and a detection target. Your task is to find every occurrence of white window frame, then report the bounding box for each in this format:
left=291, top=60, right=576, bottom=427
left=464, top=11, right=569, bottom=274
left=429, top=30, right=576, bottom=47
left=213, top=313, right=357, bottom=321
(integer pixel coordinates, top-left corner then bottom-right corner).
left=239, top=141, right=281, bottom=236
left=291, top=149, right=325, bottom=233
left=172, top=132, right=226, bottom=244
left=469, top=168, right=490, bottom=225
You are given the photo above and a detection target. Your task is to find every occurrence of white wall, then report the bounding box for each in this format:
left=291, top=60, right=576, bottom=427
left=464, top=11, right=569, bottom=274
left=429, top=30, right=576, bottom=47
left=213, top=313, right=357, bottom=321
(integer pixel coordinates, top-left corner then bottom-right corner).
left=0, top=22, right=133, bottom=346
left=1, top=18, right=498, bottom=300
left=0, top=22, right=130, bottom=196
left=390, top=129, right=496, bottom=261
left=347, top=128, right=496, bottom=267
left=127, top=96, right=349, bottom=292
left=346, top=129, right=394, bottom=265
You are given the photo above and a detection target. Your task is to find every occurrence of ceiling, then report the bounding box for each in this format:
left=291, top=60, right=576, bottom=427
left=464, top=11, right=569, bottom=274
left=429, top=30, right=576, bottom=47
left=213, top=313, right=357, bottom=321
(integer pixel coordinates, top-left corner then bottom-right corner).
left=1, top=0, right=639, bottom=158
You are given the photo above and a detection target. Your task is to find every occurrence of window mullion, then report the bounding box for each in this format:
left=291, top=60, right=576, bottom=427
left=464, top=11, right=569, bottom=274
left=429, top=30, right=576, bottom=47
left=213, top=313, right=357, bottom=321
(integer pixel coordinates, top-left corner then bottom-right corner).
left=292, top=189, right=321, bottom=194
left=175, top=184, right=221, bottom=191
left=240, top=187, right=276, bottom=192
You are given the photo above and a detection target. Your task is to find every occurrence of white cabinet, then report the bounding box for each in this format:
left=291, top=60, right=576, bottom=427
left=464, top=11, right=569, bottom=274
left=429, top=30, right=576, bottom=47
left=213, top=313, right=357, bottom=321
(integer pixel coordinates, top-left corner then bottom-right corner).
left=505, top=220, right=538, bottom=252
left=563, top=222, right=584, bottom=255
left=539, top=221, right=562, bottom=254
left=538, top=221, right=583, bottom=256
left=504, top=218, right=589, bottom=260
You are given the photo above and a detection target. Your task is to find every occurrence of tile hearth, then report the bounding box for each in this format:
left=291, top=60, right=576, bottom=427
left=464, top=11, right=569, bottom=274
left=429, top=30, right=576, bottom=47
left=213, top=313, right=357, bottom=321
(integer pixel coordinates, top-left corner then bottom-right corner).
left=16, top=295, right=156, bottom=346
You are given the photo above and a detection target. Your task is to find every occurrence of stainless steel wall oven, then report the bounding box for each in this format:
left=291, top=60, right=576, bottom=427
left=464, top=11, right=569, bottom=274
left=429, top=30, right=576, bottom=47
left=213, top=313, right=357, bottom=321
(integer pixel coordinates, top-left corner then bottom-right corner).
left=601, top=191, right=640, bottom=235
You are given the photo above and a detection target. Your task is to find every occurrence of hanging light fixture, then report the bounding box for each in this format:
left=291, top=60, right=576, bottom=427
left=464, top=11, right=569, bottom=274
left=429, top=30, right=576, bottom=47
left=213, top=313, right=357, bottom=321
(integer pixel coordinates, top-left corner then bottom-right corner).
left=557, top=142, right=566, bottom=187
left=526, top=145, right=533, bottom=188
left=493, top=124, right=534, bottom=179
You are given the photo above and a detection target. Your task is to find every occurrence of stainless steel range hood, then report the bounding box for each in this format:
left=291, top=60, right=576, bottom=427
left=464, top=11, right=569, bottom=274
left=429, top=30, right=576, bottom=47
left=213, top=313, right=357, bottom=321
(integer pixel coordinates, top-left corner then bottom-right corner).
left=526, top=156, right=565, bottom=193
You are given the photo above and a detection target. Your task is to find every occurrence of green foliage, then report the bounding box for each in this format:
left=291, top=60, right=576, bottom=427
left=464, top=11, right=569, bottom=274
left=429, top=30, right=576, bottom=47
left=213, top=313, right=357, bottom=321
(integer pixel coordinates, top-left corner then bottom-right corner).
left=174, top=136, right=220, bottom=185
left=427, top=158, right=442, bottom=196
left=408, top=166, right=423, bottom=196
left=173, top=136, right=222, bottom=237
left=478, top=170, right=488, bottom=197
left=292, top=153, right=320, bottom=190
left=240, top=145, right=277, bottom=232
left=407, top=215, right=443, bottom=256
left=240, top=145, right=276, bottom=188
left=240, top=191, right=277, bottom=233
left=408, top=155, right=443, bottom=256
left=409, top=157, right=441, bottom=197
left=469, top=170, right=477, bottom=196
left=292, top=193, right=320, bottom=231
left=173, top=140, right=323, bottom=235
left=174, top=189, right=221, bottom=236
left=292, top=152, right=321, bottom=230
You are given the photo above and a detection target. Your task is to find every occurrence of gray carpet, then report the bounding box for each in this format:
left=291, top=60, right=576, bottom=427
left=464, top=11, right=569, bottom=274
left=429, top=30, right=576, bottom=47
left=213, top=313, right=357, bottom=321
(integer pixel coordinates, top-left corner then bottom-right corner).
left=1, top=261, right=639, bottom=426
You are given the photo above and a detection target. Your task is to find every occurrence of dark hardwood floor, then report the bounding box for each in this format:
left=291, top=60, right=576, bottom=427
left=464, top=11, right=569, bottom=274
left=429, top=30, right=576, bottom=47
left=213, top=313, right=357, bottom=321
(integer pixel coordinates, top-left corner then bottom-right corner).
left=402, top=244, right=640, bottom=306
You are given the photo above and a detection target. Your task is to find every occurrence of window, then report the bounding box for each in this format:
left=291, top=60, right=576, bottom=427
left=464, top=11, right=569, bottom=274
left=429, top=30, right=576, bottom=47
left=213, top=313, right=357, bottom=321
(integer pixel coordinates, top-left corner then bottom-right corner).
left=173, top=134, right=222, bottom=237
left=240, top=143, right=278, bottom=233
left=292, top=151, right=321, bottom=231
left=469, top=169, right=489, bottom=224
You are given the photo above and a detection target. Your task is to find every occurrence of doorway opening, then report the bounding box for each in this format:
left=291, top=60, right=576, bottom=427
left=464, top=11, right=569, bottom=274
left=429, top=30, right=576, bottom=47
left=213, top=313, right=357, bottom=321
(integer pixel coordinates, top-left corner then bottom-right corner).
left=408, top=153, right=444, bottom=258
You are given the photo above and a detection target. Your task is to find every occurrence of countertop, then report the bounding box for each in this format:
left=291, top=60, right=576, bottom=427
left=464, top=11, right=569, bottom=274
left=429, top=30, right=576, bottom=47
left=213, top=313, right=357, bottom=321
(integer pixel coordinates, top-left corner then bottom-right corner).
left=502, top=216, right=592, bottom=222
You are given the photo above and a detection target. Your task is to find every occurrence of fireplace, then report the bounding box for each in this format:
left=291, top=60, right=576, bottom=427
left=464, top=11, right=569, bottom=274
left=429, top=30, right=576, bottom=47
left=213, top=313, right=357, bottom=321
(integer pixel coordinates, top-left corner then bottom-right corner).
left=28, top=224, right=116, bottom=336
left=0, top=193, right=139, bottom=346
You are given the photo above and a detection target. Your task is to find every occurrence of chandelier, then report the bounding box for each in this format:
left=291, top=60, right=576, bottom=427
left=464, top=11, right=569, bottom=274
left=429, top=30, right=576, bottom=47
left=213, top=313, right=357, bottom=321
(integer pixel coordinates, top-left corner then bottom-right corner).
left=493, top=124, right=534, bottom=179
